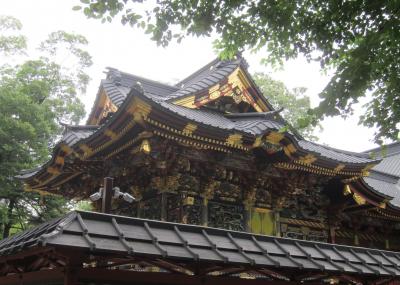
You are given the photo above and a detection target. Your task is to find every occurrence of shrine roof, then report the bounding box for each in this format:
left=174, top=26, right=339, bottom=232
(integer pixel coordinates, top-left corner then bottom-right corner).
left=105, top=67, right=179, bottom=105
left=297, top=141, right=373, bottom=164
left=142, top=91, right=375, bottom=164
left=164, top=56, right=244, bottom=101
left=2, top=210, right=400, bottom=277
left=18, top=85, right=380, bottom=186
left=61, top=125, right=99, bottom=145
left=359, top=143, right=400, bottom=209
left=148, top=95, right=285, bottom=134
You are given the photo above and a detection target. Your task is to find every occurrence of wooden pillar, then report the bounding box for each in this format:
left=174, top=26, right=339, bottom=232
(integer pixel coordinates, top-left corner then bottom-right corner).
left=64, top=268, right=78, bottom=285
left=201, top=197, right=208, bottom=226
left=161, top=192, right=167, bottom=221
left=329, top=226, right=336, bottom=244
left=243, top=205, right=251, bottom=232
left=274, top=210, right=281, bottom=237
left=137, top=201, right=143, bottom=218
left=102, top=177, right=113, bottom=214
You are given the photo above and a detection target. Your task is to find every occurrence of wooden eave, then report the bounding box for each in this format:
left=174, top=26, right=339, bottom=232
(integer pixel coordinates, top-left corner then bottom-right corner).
left=22, top=87, right=380, bottom=192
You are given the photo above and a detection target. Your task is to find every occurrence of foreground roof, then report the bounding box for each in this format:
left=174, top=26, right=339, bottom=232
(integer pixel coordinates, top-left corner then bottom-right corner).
left=2, top=210, right=400, bottom=278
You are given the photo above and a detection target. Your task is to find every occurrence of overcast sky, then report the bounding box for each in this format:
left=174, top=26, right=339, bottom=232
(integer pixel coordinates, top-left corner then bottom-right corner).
left=2, top=0, right=380, bottom=152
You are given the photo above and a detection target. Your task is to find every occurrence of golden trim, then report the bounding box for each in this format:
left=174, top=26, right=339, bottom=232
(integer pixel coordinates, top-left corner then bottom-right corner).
left=297, top=154, right=317, bottom=165
left=60, top=144, right=74, bottom=155
left=334, top=163, right=346, bottom=172
left=353, top=192, right=366, bottom=205
left=253, top=136, right=262, bottom=147
left=226, top=133, right=243, bottom=146
left=80, top=144, right=93, bottom=157
left=47, top=167, right=60, bottom=175
left=265, top=132, right=284, bottom=144
left=182, top=123, right=198, bottom=135
left=127, top=97, right=152, bottom=120
left=55, top=156, right=65, bottom=165
left=140, top=139, right=151, bottom=154
left=146, top=117, right=248, bottom=151
left=274, top=162, right=362, bottom=177
left=104, top=129, right=117, bottom=140
left=173, top=95, right=196, bottom=108
left=153, top=130, right=232, bottom=153
left=279, top=217, right=326, bottom=229
left=283, top=144, right=297, bottom=156
left=343, top=184, right=352, bottom=196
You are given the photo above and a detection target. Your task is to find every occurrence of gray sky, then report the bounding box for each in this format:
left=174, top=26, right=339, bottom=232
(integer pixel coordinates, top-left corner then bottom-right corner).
left=2, top=0, right=379, bottom=151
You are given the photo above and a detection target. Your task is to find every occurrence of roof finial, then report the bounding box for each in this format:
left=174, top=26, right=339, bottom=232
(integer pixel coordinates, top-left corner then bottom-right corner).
left=131, top=81, right=144, bottom=94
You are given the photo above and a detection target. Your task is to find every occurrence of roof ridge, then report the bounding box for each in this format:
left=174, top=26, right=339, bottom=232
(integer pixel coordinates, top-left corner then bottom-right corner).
left=106, top=67, right=179, bottom=91
left=363, top=142, right=400, bottom=157
left=175, top=57, right=221, bottom=87
left=63, top=124, right=99, bottom=130
left=304, top=140, right=374, bottom=159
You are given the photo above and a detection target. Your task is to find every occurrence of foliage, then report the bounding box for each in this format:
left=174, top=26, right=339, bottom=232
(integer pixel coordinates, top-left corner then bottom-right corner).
left=76, top=0, right=400, bottom=143
left=0, top=16, right=92, bottom=238
left=253, top=73, right=320, bottom=140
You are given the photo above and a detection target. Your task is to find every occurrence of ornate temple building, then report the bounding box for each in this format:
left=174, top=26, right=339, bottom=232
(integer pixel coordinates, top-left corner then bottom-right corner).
left=18, top=55, right=400, bottom=250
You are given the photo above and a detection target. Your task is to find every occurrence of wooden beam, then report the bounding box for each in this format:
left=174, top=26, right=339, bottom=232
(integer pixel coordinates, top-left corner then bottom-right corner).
left=77, top=268, right=306, bottom=285
left=0, top=246, right=55, bottom=263
left=0, top=268, right=64, bottom=285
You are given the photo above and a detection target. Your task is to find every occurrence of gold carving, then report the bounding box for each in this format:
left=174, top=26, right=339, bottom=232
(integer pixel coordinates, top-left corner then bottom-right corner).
left=55, top=156, right=65, bottom=165
left=353, top=192, right=366, bottom=205
left=47, top=166, right=60, bottom=175
left=202, top=181, right=220, bottom=200
left=253, top=136, right=262, bottom=147
left=182, top=123, right=198, bottom=135
left=334, top=163, right=346, bottom=172
left=79, top=144, right=93, bottom=156
left=60, top=144, right=74, bottom=155
left=127, top=97, right=152, bottom=121
left=183, top=196, right=194, bottom=205
left=173, top=95, right=196, bottom=108
left=104, top=129, right=117, bottom=140
left=283, top=144, right=297, bottom=156
left=343, top=184, right=352, bottom=196
left=151, top=175, right=180, bottom=193
left=226, top=133, right=243, bottom=146
left=297, top=154, right=317, bottom=165
left=140, top=139, right=151, bottom=154
left=266, top=132, right=284, bottom=144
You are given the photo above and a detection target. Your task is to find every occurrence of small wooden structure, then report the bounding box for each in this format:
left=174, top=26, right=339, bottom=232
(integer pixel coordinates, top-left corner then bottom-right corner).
left=1, top=211, right=400, bottom=285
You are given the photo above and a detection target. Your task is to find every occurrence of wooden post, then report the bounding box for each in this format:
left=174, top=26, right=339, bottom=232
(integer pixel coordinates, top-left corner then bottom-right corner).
left=102, top=177, right=113, bottom=214
left=243, top=206, right=251, bottom=232
left=161, top=192, right=167, bottom=221
left=201, top=197, right=208, bottom=226
left=64, top=268, right=78, bottom=285
left=274, top=210, right=281, bottom=237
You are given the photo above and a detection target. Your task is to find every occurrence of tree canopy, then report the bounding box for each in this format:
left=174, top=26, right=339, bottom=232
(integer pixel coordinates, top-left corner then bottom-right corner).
left=76, top=0, right=400, bottom=143
left=0, top=16, right=92, bottom=237
left=253, top=73, right=320, bottom=141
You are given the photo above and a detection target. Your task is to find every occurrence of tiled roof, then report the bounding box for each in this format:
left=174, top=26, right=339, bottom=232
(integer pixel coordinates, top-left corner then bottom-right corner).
left=102, top=56, right=247, bottom=105
left=16, top=125, right=99, bottom=180
left=360, top=143, right=400, bottom=208
left=104, top=67, right=179, bottom=105
left=152, top=98, right=285, bottom=134
left=165, top=57, right=244, bottom=101
left=2, top=210, right=400, bottom=277
left=298, top=141, right=374, bottom=165
left=61, top=125, right=99, bottom=146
